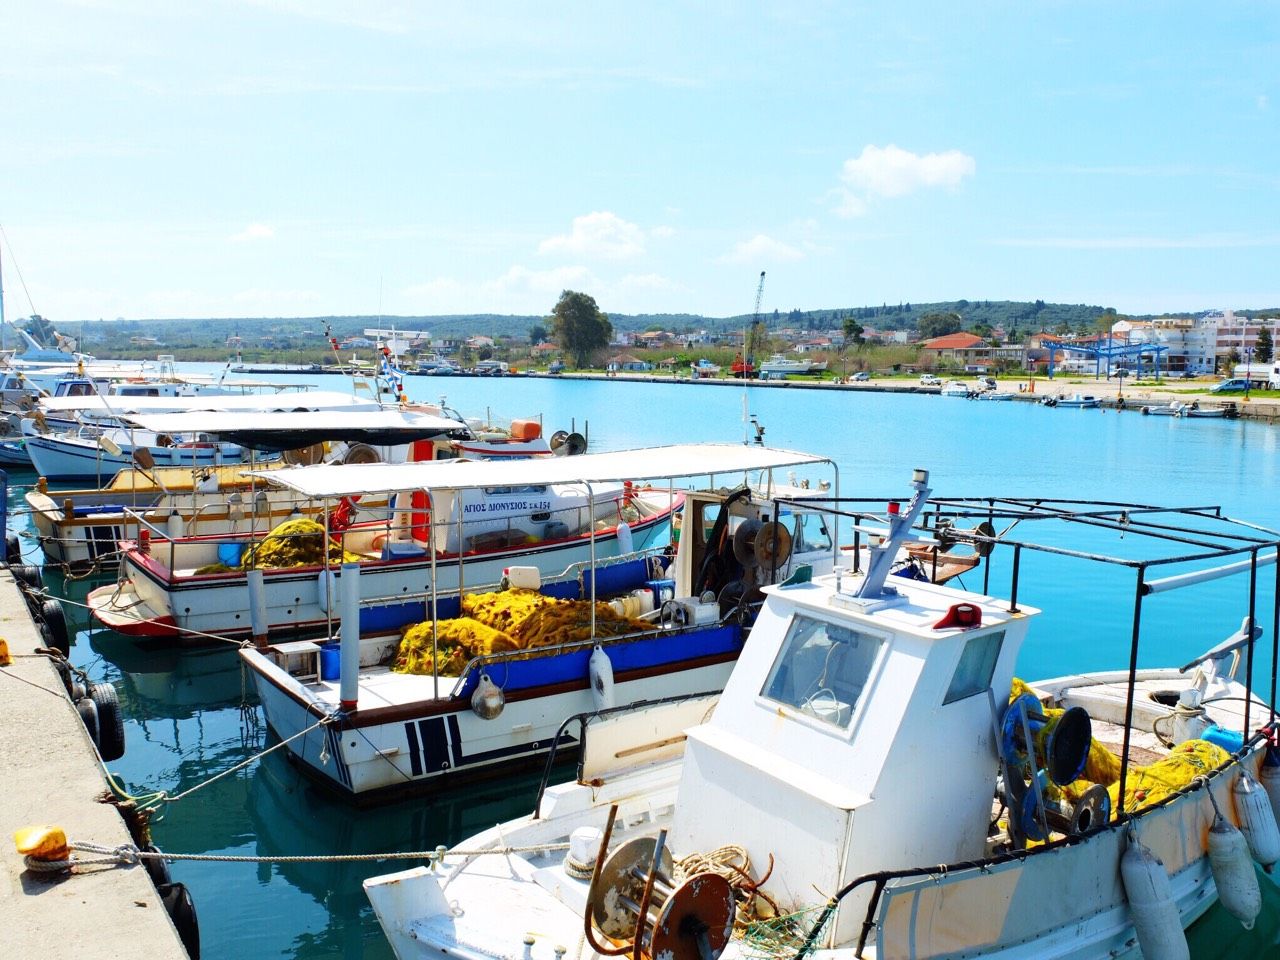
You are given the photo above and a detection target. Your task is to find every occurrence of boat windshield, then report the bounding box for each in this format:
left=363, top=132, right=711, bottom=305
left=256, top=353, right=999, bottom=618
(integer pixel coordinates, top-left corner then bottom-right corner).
left=761, top=614, right=883, bottom=728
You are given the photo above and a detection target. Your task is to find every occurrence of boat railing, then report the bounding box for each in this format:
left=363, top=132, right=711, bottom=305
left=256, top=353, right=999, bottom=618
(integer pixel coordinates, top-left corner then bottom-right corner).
left=532, top=689, right=724, bottom=819
left=799, top=726, right=1267, bottom=960
left=776, top=492, right=1280, bottom=836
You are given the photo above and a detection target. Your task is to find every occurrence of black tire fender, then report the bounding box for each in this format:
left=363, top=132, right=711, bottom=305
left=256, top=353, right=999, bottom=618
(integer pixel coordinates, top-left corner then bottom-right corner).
left=39, top=599, right=70, bottom=656
left=157, top=882, right=201, bottom=960
left=88, top=682, right=125, bottom=761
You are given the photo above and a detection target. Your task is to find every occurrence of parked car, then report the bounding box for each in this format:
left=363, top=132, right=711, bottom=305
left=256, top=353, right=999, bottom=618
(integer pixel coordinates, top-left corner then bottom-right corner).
left=1210, top=378, right=1250, bottom=393
left=919, top=374, right=942, bottom=386
left=852, top=371, right=870, bottom=382
left=547, top=361, right=565, bottom=374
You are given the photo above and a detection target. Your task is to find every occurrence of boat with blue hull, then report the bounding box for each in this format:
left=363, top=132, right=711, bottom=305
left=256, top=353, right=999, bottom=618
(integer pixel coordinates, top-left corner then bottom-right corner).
left=238, top=444, right=837, bottom=797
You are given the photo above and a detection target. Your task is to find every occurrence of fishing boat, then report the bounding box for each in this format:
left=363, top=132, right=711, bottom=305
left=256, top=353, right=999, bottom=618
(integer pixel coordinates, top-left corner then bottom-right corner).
left=87, top=445, right=684, bottom=641
left=941, top=380, right=972, bottom=398
left=25, top=407, right=471, bottom=570
left=1141, top=401, right=1185, bottom=417
left=758, top=355, right=809, bottom=376
left=238, top=444, right=836, bottom=798
left=1043, top=393, right=1100, bottom=408
left=20, top=389, right=379, bottom=481
left=692, top=360, right=721, bottom=379
left=364, top=475, right=1280, bottom=960
left=1180, top=401, right=1235, bottom=419
left=977, top=390, right=1014, bottom=401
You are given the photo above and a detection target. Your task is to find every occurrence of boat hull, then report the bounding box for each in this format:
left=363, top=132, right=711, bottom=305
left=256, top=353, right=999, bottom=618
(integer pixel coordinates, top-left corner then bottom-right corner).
left=88, top=506, right=674, bottom=640
left=25, top=432, right=254, bottom=481
left=244, top=625, right=739, bottom=798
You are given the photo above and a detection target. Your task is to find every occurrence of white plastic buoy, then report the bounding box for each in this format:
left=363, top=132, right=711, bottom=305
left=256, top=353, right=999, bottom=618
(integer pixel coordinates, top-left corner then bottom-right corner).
left=1259, top=748, right=1280, bottom=830
left=616, top=520, right=633, bottom=555
left=165, top=511, right=184, bottom=539
left=315, top=567, right=336, bottom=614
left=1233, top=771, right=1280, bottom=872
left=1208, top=805, right=1262, bottom=929
left=589, top=645, right=615, bottom=711
left=1120, top=833, right=1189, bottom=960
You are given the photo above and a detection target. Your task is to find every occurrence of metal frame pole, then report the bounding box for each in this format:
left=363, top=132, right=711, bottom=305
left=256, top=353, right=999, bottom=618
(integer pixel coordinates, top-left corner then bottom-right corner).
left=1117, top=565, right=1147, bottom=816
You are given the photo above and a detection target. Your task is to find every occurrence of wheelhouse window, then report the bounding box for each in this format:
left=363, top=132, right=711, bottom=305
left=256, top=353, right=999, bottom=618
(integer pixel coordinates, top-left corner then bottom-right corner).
left=789, top=511, right=832, bottom=554
left=761, top=614, right=884, bottom=729
left=943, top=630, right=1005, bottom=705
left=482, top=485, right=549, bottom=495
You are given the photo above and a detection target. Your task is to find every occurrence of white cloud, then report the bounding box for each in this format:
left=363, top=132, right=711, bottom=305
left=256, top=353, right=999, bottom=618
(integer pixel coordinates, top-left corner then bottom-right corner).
left=832, top=144, right=975, bottom=217
left=230, top=223, right=275, bottom=242
left=616, top=273, right=681, bottom=293
left=487, top=264, right=596, bottom=297
left=649, top=225, right=676, bottom=239
left=538, top=212, right=647, bottom=260
left=718, top=234, right=804, bottom=265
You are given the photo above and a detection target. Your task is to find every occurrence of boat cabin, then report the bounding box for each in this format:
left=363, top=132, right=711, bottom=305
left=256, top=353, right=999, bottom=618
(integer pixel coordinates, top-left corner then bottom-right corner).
left=669, top=565, right=1035, bottom=942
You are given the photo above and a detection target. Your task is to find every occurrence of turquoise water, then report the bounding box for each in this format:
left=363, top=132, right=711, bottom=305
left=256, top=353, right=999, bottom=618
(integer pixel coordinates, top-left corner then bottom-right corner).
left=10, top=371, right=1280, bottom=958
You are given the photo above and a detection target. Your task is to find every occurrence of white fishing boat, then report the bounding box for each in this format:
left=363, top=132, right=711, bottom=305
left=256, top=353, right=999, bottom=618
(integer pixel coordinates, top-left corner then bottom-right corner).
left=1179, top=401, right=1234, bottom=420
left=364, top=476, right=1280, bottom=960
left=941, top=380, right=972, bottom=398
left=87, top=445, right=689, bottom=640
left=1043, top=393, right=1101, bottom=409
left=1141, top=401, right=1184, bottom=417
left=238, top=444, right=836, bottom=798
left=758, top=355, right=809, bottom=376
left=692, top=360, right=721, bottom=379
left=978, top=390, right=1015, bottom=401
left=21, top=390, right=380, bottom=481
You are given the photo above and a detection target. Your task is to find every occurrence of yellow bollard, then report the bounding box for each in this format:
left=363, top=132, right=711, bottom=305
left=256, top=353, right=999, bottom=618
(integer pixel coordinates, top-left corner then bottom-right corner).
left=14, top=825, right=70, bottom=862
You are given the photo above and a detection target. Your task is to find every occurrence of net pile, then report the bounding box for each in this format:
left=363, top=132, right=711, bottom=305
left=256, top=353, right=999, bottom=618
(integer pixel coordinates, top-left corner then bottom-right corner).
left=392, top=588, right=652, bottom=676
left=195, top=518, right=363, bottom=574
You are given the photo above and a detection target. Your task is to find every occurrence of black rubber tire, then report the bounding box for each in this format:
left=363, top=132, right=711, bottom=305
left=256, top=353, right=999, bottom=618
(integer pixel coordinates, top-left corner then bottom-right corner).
left=89, top=682, right=125, bottom=761
left=39, top=599, right=70, bottom=656
left=141, top=843, right=173, bottom=888
left=11, top=564, right=43, bottom=592
left=158, top=882, right=201, bottom=960
left=76, top=696, right=99, bottom=744
left=5, top=533, right=20, bottom=565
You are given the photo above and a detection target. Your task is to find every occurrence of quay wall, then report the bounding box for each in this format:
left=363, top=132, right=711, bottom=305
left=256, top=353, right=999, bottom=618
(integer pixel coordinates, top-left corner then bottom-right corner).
left=0, top=570, right=189, bottom=958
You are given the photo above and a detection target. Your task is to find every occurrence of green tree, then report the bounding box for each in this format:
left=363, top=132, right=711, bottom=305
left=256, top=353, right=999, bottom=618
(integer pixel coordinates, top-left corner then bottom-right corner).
left=1225, top=346, right=1241, bottom=369
left=23, top=315, right=57, bottom=347
left=917, top=312, right=962, bottom=340
left=842, top=316, right=865, bottom=347
left=528, top=323, right=549, bottom=345
left=551, top=290, right=612, bottom=368
left=1255, top=325, right=1274, bottom=364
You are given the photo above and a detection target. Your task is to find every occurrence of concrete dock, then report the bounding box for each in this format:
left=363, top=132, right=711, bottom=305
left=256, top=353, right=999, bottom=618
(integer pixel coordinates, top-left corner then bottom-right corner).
left=0, top=569, right=189, bottom=957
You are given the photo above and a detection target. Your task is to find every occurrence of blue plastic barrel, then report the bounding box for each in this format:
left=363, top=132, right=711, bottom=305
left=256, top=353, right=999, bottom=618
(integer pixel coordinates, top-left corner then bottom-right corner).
left=1201, top=723, right=1244, bottom=753
left=319, top=642, right=341, bottom=682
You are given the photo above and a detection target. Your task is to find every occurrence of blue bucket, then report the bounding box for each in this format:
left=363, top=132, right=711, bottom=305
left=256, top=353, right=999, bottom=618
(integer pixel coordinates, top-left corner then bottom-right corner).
left=319, top=642, right=341, bottom=682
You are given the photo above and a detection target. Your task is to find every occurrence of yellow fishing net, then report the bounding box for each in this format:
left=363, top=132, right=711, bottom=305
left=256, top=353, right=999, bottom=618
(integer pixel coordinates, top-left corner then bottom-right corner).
left=238, top=518, right=363, bottom=570
left=392, top=588, right=653, bottom=676
left=1109, top=739, right=1229, bottom=814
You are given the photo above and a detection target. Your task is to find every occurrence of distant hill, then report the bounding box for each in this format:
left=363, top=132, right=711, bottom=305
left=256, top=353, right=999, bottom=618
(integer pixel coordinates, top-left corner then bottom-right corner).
left=42, top=300, right=1280, bottom=356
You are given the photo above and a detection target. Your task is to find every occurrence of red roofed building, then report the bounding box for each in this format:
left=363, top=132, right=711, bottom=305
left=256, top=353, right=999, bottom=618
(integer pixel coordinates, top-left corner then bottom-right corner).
left=919, top=332, right=990, bottom=367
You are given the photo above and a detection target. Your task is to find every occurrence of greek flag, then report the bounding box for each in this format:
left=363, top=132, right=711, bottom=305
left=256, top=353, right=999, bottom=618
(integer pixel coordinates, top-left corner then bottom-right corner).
left=380, top=347, right=405, bottom=396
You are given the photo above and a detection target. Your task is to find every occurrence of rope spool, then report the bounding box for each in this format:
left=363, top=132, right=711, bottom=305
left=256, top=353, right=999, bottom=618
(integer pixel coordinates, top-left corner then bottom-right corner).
left=588, top=834, right=734, bottom=960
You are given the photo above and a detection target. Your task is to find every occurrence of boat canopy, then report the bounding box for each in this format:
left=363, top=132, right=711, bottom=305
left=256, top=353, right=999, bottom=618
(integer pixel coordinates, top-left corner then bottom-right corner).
left=119, top=409, right=467, bottom=451
left=37, top=390, right=380, bottom=416
left=252, top=443, right=832, bottom=498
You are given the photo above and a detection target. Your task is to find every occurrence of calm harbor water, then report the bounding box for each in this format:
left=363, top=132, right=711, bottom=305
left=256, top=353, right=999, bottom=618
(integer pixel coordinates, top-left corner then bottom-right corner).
left=10, top=370, right=1280, bottom=958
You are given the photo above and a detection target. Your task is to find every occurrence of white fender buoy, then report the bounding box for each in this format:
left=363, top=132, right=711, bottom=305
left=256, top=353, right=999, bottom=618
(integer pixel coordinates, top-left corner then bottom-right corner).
left=315, top=567, right=336, bottom=614
left=589, top=645, right=615, bottom=711
left=616, top=520, right=633, bottom=555
left=1233, top=770, right=1280, bottom=872
left=166, top=511, right=184, bottom=539
left=1259, top=748, right=1280, bottom=831
left=1121, top=832, right=1189, bottom=960
left=1208, top=806, right=1262, bottom=929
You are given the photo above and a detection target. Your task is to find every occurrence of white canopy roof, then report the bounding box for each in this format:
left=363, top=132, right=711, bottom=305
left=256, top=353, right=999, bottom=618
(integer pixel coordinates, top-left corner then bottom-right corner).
left=252, top=443, right=832, bottom=498
left=38, top=390, right=381, bottom=416
left=122, top=409, right=464, bottom=435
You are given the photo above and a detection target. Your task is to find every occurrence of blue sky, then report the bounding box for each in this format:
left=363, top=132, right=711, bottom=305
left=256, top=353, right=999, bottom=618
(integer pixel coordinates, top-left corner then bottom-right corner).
left=1, top=2, right=1276, bottom=323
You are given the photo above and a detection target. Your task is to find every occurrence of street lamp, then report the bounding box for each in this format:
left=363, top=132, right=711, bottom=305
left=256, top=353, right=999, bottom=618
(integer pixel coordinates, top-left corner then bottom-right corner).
left=1245, top=346, right=1254, bottom=401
